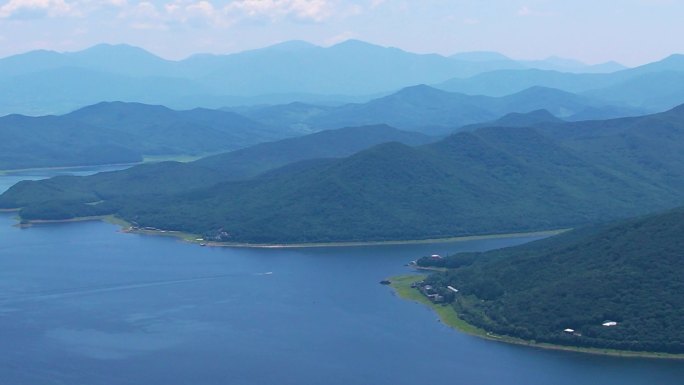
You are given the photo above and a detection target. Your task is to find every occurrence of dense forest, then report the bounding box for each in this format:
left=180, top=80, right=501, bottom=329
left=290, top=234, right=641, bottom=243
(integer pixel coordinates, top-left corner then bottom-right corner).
left=3, top=106, right=684, bottom=243
left=0, top=102, right=285, bottom=170
left=0, top=125, right=431, bottom=208
left=418, top=208, right=684, bottom=354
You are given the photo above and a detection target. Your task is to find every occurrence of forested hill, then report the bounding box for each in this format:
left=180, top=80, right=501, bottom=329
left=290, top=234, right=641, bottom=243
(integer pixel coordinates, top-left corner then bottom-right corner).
left=0, top=102, right=283, bottom=170
left=193, top=124, right=433, bottom=179
left=419, top=207, right=684, bottom=354
left=0, top=103, right=684, bottom=243
left=6, top=105, right=684, bottom=243
left=0, top=125, right=432, bottom=208
left=108, top=120, right=680, bottom=243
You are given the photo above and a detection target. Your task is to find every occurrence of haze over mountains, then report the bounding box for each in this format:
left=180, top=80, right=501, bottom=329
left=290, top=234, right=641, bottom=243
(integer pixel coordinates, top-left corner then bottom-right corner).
left=3, top=35, right=684, bottom=359
left=1, top=82, right=649, bottom=170
left=279, top=85, right=645, bottom=134
left=0, top=124, right=433, bottom=207
left=438, top=54, right=684, bottom=110
left=6, top=105, right=684, bottom=244
left=3, top=38, right=684, bottom=244
left=0, top=102, right=287, bottom=170
left=2, top=40, right=683, bottom=117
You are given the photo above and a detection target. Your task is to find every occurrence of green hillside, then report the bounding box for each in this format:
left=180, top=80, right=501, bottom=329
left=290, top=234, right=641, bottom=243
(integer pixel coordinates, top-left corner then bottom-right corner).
left=0, top=102, right=285, bottom=170
left=0, top=125, right=431, bottom=208
left=195, top=124, right=432, bottom=178
left=4, top=105, right=684, bottom=244
left=63, top=102, right=282, bottom=155
left=417, top=207, right=684, bottom=354
left=460, top=109, right=563, bottom=131
left=0, top=114, right=142, bottom=169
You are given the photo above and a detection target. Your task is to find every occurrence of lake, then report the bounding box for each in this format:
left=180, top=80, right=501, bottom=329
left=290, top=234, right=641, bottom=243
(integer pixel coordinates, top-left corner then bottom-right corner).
left=0, top=168, right=682, bottom=385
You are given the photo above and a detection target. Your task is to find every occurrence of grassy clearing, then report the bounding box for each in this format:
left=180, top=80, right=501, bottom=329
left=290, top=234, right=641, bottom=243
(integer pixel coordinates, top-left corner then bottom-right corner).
left=390, top=275, right=491, bottom=337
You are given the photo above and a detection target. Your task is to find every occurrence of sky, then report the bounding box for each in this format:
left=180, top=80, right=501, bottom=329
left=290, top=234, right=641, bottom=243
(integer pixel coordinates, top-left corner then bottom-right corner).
left=0, top=0, right=682, bottom=66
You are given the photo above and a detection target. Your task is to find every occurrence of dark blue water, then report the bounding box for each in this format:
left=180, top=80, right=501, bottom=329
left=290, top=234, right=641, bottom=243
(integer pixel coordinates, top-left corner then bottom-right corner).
left=0, top=169, right=682, bottom=385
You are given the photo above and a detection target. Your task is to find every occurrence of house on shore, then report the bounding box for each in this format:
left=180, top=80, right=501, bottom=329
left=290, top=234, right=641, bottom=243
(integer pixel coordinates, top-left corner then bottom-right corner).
left=416, top=283, right=445, bottom=303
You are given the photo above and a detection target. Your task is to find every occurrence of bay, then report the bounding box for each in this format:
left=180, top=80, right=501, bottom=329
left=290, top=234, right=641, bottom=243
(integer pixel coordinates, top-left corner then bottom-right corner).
left=0, top=168, right=681, bottom=385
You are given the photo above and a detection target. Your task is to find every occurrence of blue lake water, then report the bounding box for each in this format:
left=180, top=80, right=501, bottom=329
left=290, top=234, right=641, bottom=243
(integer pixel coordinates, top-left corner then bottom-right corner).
left=0, top=169, right=682, bottom=384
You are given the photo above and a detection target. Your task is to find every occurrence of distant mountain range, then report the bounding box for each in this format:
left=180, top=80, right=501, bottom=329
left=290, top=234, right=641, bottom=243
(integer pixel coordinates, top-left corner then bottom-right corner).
left=5, top=105, right=684, bottom=244
left=0, top=83, right=648, bottom=170
left=1, top=40, right=682, bottom=116
left=437, top=54, right=684, bottom=111
left=237, top=85, right=646, bottom=135
left=449, top=51, right=626, bottom=73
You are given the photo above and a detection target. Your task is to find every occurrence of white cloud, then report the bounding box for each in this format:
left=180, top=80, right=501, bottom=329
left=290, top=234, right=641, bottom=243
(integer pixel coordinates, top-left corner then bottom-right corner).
left=186, top=0, right=213, bottom=15
left=369, top=0, right=384, bottom=9
left=130, top=1, right=159, bottom=18
left=517, top=5, right=555, bottom=17
left=225, top=0, right=335, bottom=23
left=517, top=5, right=532, bottom=16
left=0, top=0, right=131, bottom=19
left=0, top=0, right=358, bottom=31
left=113, top=1, right=224, bottom=30
left=76, top=0, right=127, bottom=5
left=0, top=0, right=77, bottom=18
left=637, top=0, right=675, bottom=4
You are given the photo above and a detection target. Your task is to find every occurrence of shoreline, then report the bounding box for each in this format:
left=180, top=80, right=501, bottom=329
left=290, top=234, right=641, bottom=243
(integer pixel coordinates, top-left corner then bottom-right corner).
left=15, top=215, right=131, bottom=228
left=204, top=229, right=568, bottom=248
left=0, top=153, right=217, bottom=175
left=0, top=162, right=141, bottom=175
left=14, top=213, right=683, bottom=359
left=15, top=215, right=568, bottom=248
left=389, top=275, right=684, bottom=360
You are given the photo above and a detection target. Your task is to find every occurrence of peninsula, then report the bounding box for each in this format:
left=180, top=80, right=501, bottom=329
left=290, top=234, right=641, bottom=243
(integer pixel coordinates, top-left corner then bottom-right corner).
left=391, top=207, right=684, bottom=358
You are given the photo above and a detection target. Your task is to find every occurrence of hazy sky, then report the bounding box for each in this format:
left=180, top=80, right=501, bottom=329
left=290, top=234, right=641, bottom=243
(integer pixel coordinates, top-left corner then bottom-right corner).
left=0, top=0, right=682, bottom=66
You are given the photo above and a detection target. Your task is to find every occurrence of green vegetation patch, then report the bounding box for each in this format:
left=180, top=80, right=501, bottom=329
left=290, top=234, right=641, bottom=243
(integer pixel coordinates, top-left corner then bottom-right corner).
left=390, top=275, right=484, bottom=336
